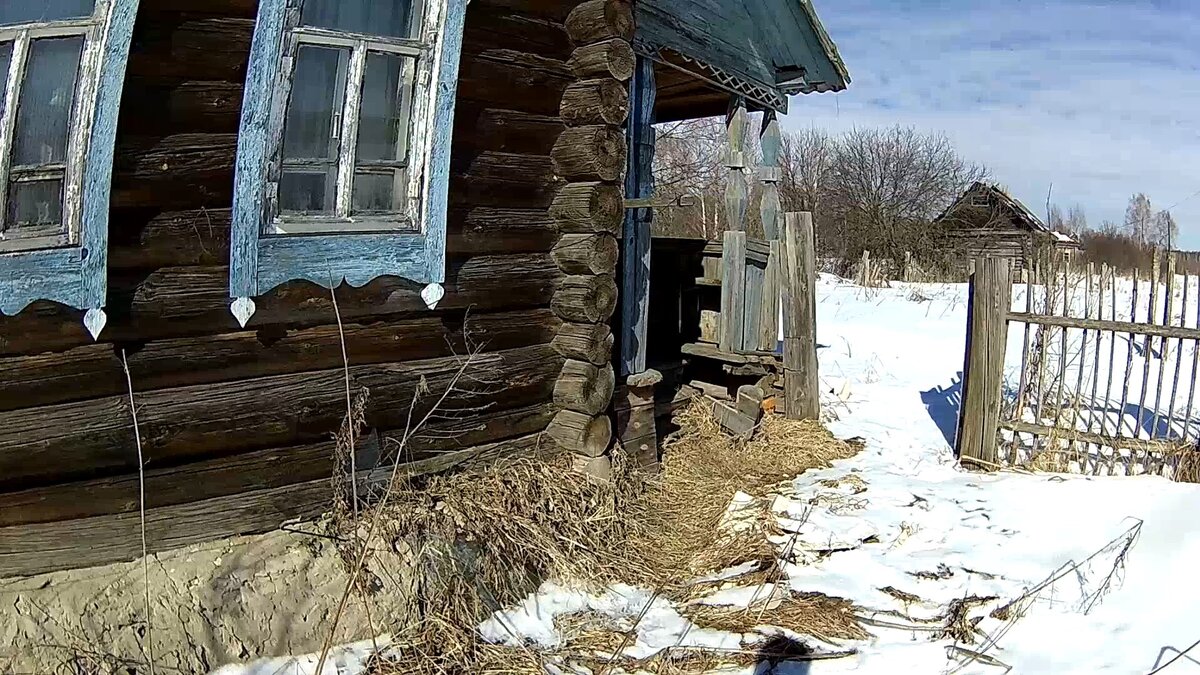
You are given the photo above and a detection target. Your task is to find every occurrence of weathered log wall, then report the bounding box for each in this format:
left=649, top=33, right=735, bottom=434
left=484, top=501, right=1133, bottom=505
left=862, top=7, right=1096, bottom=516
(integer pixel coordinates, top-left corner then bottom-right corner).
left=0, top=0, right=626, bottom=577
left=543, top=0, right=632, bottom=481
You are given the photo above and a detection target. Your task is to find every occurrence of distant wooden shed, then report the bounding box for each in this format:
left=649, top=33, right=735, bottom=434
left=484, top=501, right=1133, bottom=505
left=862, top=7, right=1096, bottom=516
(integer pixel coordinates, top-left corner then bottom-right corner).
left=934, top=182, right=1082, bottom=271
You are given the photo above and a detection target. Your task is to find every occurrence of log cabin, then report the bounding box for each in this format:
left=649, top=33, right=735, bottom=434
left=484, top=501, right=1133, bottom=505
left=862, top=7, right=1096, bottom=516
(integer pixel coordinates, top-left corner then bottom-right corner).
left=934, top=182, right=1083, bottom=274
left=0, top=0, right=849, bottom=578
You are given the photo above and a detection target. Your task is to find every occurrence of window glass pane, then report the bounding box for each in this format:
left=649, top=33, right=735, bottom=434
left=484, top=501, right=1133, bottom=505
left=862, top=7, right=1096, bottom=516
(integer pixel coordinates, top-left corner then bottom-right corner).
left=0, top=0, right=95, bottom=25
left=280, top=170, right=334, bottom=214
left=282, top=45, right=347, bottom=162
left=13, top=37, right=84, bottom=168
left=7, top=180, right=64, bottom=229
left=0, top=42, right=11, bottom=114
left=352, top=170, right=405, bottom=214
left=300, top=0, right=413, bottom=39
left=356, top=52, right=412, bottom=164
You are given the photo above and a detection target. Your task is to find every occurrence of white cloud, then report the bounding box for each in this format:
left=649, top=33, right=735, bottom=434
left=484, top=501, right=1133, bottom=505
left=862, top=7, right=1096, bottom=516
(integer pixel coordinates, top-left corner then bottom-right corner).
left=787, top=0, right=1200, bottom=247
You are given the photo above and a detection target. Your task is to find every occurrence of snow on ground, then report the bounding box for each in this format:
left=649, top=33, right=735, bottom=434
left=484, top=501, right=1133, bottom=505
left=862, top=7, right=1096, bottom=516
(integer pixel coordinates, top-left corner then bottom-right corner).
left=804, top=275, right=1200, bottom=673
left=477, top=275, right=1200, bottom=674
left=215, top=274, right=1200, bottom=674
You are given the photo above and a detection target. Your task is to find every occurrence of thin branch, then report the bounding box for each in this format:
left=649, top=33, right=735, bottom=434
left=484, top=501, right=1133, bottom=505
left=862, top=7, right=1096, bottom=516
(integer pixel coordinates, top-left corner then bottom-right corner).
left=120, top=349, right=154, bottom=675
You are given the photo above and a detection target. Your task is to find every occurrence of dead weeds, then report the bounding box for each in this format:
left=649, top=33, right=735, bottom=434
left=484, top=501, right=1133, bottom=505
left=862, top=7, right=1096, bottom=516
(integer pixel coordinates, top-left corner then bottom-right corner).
left=349, top=402, right=863, bottom=673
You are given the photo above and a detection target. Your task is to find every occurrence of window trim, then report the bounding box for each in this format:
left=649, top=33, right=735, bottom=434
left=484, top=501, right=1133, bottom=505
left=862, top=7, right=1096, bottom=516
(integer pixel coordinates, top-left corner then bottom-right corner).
left=0, top=0, right=140, bottom=339
left=229, top=0, right=468, bottom=327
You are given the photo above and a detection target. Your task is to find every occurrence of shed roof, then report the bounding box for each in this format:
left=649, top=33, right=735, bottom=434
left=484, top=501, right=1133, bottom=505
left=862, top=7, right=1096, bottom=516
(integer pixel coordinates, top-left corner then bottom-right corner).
left=937, top=182, right=1082, bottom=247
left=634, top=0, right=850, bottom=113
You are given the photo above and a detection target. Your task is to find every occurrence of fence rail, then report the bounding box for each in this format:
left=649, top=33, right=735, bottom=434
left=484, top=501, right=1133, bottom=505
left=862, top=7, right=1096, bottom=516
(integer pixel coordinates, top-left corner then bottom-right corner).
left=957, top=252, right=1200, bottom=476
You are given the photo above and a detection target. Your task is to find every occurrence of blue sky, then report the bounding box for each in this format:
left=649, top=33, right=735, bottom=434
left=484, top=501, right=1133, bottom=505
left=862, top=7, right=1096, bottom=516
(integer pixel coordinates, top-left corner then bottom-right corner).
left=786, top=0, right=1200, bottom=248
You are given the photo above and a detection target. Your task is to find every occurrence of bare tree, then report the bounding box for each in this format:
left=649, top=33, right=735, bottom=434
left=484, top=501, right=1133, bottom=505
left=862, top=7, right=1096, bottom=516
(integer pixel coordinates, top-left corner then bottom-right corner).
left=1065, top=205, right=1087, bottom=234
left=1152, top=210, right=1178, bottom=250
left=653, top=118, right=730, bottom=239
left=1124, top=193, right=1154, bottom=245
left=823, top=126, right=987, bottom=263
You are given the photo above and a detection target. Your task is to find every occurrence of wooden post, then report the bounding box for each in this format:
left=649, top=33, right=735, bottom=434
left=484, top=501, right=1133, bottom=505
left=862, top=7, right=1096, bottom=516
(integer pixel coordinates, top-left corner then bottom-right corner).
left=614, top=369, right=661, bottom=468
left=619, top=55, right=655, bottom=376
left=759, top=240, right=782, bottom=351
left=724, top=97, right=748, bottom=232
left=720, top=230, right=747, bottom=352
left=782, top=213, right=819, bottom=420
left=956, top=256, right=1013, bottom=467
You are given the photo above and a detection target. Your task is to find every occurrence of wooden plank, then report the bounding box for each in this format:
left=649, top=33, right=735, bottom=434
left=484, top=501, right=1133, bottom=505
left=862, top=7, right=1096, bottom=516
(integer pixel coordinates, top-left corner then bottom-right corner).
left=1005, top=312, right=1200, bottom=341
left=742, top=260, right=765, bottom=352
left=781, top=213, right=819, bottom=420
left=620, top=55, right=655, bottom=376
left=703, top=239, right=768, bottom=264
left=956, top=257, right=1012, bottom=466
left=758, top=240, right=781, bottom=351
left=681, top=341, right=778, bottom=365
left=1001, top=420, right=1179, bottom=454
left=720, top=230, right=747, bottom=351
left=699, top=309, right=720, bottom=343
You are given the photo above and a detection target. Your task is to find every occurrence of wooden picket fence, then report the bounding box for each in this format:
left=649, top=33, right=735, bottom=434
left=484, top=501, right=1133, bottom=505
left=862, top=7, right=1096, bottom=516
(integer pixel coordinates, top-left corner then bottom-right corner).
left=958, top=252, right=1200, bottom=476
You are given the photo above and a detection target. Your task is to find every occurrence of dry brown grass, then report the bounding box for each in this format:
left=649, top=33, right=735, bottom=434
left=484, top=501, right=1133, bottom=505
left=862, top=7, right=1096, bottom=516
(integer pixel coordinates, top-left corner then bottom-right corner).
left=355, top=401, right=862, bottom=673
left=682, top=592, right=869, bottom=644
left=1171, top=446, right=1200, bottom=483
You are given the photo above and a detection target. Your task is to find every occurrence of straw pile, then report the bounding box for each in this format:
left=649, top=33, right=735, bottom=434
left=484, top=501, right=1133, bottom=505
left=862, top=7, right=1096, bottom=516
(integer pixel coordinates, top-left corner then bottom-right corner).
left=357, top=401, right=862, bottom=673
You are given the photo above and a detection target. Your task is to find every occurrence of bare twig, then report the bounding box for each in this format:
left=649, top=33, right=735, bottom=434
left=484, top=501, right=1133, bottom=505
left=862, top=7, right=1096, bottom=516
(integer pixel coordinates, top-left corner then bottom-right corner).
left=120, top=349, right=154, bottom=675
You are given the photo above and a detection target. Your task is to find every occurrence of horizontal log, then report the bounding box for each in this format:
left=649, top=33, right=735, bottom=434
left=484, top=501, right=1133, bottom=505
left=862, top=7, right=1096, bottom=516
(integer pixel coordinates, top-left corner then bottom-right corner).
left=553, top=359, right=615, bottom=416
left=551, top=274, right=618, bottom=323
left=1000, top=420, right=1181, bottom=454
left=457, top=49, right=573, bottom=116
left=462, top=4, right=571, bottom=59
left=552, top=233, right=618, bottom=275
left=545, top=409, right=611, bottom=457
left=460, top=108, right=565, bottom=156
left=0, top=402, right=555, bottom=527
left=560, top=78, right=629, bottom=127
left=1006, top=311, right=1200, bottom=341
left=117, top=79, right=243, bottom=135
left=124, top=17, right=253, bottom=84
left=0, top=254, right=562, bottom=356
left=550, top=181, right=623, bottom=235
left=552, top=125, right=626, bottom=182
left=0, top=308, right=560, bottom=411
left=566, top=0, right=633, bottom=45
left=551, top=320, right=613, bottom=366
left=448, top=207, right=559, bottom=255
left=108, top=208, right=232, bottom=269
left=0, top=432, right=549, bottom=577
left=567, top=39, right=635, bottom=80
left=107, top=205, right=559, bottom=270
left=0, top=344, right=563, bottom=488
left=112, top=133, right=237, bottom=211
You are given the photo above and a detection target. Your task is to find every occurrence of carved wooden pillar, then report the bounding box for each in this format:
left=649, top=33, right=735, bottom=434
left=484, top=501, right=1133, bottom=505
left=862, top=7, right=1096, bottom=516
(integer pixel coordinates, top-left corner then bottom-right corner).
left=724, top=97, right=748, bottom=232
left=759, top=110, right=781, bottom=241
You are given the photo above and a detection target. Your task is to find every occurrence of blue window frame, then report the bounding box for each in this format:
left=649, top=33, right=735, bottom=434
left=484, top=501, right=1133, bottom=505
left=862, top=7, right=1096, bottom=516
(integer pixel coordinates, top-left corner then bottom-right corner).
left=0, top=0, right=140, bottom=339
left=229, top=0, right=468, bottom=326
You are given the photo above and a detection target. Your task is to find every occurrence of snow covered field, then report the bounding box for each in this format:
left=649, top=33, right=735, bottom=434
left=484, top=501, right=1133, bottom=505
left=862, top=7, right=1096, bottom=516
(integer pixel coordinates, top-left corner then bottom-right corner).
left=804, top=275, right=1200, bottom=673
left=216, top=275, right=1200, bottom=674
left=485, top=276, right=1200, bottom=674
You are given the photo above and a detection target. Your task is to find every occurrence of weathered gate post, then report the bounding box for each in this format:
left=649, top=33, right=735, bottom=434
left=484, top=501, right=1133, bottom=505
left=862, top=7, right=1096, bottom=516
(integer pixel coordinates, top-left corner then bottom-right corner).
left=956, top=256, right=1013, bottom=467
left=782, top=212, right=819, bottom=420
